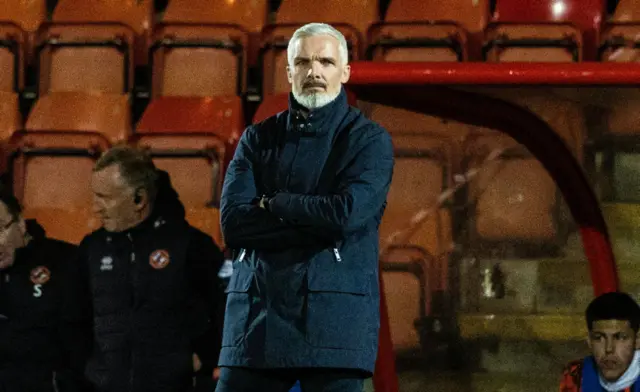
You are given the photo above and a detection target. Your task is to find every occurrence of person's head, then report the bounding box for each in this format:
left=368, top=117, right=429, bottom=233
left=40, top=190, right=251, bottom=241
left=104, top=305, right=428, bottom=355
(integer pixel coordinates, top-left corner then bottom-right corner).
left=91, top=145, right=158, bottom=232
left=0, top=190, right=28, bottom=270
left=286, top=23, right=351, bottom=110
left=586, top=292, right=640, bottom=381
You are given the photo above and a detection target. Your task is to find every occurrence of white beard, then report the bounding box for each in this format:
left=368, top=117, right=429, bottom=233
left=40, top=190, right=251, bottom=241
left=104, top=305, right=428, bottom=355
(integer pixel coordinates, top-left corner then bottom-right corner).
left=292, top=90, right=340, bottom=110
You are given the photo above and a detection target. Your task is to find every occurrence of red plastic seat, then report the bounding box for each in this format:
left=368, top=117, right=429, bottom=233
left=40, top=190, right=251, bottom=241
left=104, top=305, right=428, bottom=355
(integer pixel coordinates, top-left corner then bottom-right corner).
left=25, top=92, right=132, bottom=144
left=490, top=0, right=605, bottom=61
left=52, top=0, right=153, bottom=65
left=8, top=130, right=109, bottom=243
left=35, top=23, right=136, bottom=94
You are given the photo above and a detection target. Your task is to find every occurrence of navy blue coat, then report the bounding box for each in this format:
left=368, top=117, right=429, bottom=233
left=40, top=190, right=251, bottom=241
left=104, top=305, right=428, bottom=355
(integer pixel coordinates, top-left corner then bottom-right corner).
left=218, top=88, right=394, bottom=374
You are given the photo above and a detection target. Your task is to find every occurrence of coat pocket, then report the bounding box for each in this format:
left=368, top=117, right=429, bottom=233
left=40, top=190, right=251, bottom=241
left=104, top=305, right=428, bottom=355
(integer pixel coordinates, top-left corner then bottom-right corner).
left=222, top=265, right=254, bottom=347
left=305, top=261, right=376, bottom=350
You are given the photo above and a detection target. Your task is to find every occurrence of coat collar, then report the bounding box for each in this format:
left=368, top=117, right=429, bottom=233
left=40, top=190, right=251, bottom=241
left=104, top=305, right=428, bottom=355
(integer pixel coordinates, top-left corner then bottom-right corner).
left=287, top=87, right=349, bottom=135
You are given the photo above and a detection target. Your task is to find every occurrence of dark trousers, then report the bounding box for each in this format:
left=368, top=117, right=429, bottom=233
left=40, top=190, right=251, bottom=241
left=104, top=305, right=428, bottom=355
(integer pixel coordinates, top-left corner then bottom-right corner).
left=215, top=367, right=365, bottom=392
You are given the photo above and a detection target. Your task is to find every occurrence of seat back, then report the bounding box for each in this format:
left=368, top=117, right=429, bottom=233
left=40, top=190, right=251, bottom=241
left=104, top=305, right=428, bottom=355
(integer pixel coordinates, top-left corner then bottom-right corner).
left=0, top=23, right=25, bottom=93
left=163, top=0, right=268, bottom=33
left=132, top=133, right=225, bottom=209
left=36, top=23, right=135, bottom=94
left=0, top=92, right=21, bottom=143
left=0, top=0, right=46, bottom=33
left=25, top=92, right=132, bottom=144
left=466, top=132, right=560, bottom=246
left=8, top=131, right=109, bottom=244
left=276, top=0, right=379, bottom=35
left=382, top=0, right=490, bottom=60
left=52, top=0, right=153, bottom=65
left=484, top=23, right=582, bottom=62
left=185, top=206, right=223, bottom=248
left=150, top=24, right=248, bottom=97
left=492, top=0, right=605, bottom=60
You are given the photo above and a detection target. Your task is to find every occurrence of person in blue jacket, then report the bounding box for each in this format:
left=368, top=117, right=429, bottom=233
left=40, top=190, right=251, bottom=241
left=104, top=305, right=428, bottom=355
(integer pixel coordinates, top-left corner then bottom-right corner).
left=215, top=22, right=394, bottom=392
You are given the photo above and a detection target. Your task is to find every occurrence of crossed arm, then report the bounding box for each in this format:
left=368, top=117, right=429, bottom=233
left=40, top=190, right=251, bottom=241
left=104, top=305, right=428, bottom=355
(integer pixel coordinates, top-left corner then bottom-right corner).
left=220, top=127, right=394, bottom=251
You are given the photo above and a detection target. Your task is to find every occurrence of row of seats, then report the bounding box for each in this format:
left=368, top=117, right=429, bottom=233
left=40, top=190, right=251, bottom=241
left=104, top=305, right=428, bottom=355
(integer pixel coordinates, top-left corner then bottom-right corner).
left=4, top=0, right=640, bottom=100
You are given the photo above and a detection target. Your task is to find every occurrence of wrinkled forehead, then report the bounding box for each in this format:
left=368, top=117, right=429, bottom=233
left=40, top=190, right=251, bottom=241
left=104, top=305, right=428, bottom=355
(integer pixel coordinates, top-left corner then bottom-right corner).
left=290, top=34, right=342, bottom=62
left=592, top=319, right=634, bottom=334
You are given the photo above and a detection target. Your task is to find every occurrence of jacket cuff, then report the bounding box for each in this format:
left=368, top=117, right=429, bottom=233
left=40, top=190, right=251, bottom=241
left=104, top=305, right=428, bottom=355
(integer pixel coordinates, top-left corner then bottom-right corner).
left=268, top=193, right=290, bottom=219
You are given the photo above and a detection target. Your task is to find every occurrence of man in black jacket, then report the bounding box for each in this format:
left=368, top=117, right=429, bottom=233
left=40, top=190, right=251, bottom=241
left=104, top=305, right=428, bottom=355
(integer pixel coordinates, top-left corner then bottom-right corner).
left=0, top=190, right=90, bottom=392
left=217, top=22, right=394, bottom=392
left=71, top=146, right=224, bottom=392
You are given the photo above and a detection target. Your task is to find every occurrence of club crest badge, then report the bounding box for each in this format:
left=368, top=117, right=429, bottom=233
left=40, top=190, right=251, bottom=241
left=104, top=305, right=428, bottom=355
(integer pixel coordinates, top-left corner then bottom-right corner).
left=149, top=250, right=170, bottom=270
left=30, top=266, right=51, bottom=285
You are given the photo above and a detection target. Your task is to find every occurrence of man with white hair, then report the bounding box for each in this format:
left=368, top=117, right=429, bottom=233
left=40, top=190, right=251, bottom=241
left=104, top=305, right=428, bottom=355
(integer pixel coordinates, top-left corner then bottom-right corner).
left=216, top=22, right=394, bottom=392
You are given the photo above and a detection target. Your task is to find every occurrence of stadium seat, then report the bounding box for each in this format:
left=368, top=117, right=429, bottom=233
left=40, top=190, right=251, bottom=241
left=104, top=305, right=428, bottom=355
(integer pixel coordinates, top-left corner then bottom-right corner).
left=0, top=0, right=46, bottom=62
left=490, top=0, right=605, bottom=61
left=484, top=23, right=582, bottom=62
left=52, top=0, right=153, bottom=65
left=0, top=23, right=26, bottom=93
left=135, top=96, right=243, bottom=245
left=252, top=93, right=289, bottom=123
left=25, top=92, right=132, bottom=144
left=163, top=0, right=268, bottom=33
left=131, top=132, right=226, bottom=208
left=260, top=0, right=372, bottom=95
left=8, top=130, right=109, bottom=243
left=0, top=92, right=21, bottom=142
left=35, top=23, right=136, bottom=94
left=185, top=206, right=223, bottom=248
left=381, top=260, right=428, bottom=352
left=465, top=131, right=562, bottom=249
left=149, top=24, right=248, bottom=97
left=370, top=0, right=489, bottom=61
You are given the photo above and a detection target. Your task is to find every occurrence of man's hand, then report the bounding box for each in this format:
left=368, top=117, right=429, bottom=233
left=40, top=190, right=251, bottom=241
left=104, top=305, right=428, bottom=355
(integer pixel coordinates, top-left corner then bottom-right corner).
left=192, top=353, right=202, bottom=372
left=258, top=195, right=271, bottom=210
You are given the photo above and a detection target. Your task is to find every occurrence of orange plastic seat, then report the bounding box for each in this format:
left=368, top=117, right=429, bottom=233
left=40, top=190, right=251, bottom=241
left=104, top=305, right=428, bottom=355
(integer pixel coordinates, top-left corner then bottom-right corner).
left=466, top=132, right=561, bottom=247
left=185, top=205, right=223, bottom=248
left=22, top=206, right=100, bottom=244
left=136, top=96, right=244, bottom=209
left=8, top=130, right=110, bottom=243
left=600, top=0, right=640, bottom=63
left=36, top=23, right=136, bottom=94
left=52, top=0, right=153, bottom=65
left=275, top=0, right=378, bottom=35
left=253, top=94, right=289, bottom=123
left=150, top=24, right=248, bottom=97
left=25, top=92, right=132, bottom=144
left=484, top=23, right=582, bottom=62
left=0, top=0, right=46, bottom=63
left=0, top=92, right=21, bottom=142
left=372, top=0, right=490, bottom=61
left=163, top=0, right=268, bottom=33
left=131, top=132, right=226, bottom=208
left=381, top=260, right=428, bottom=352
left=0, top=23, right=26, bottom=93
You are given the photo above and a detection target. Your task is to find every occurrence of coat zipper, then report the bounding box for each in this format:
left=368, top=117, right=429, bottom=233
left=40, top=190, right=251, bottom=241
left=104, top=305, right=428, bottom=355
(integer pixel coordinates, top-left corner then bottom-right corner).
left=332, top=247, right=342, bottom=262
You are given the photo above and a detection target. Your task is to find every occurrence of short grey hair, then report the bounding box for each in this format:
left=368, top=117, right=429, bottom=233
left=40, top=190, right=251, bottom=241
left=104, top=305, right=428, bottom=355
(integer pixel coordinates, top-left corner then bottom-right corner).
left=287, top=23, right=349, bottom=67
left=94, top=145, right=159, bottom=203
